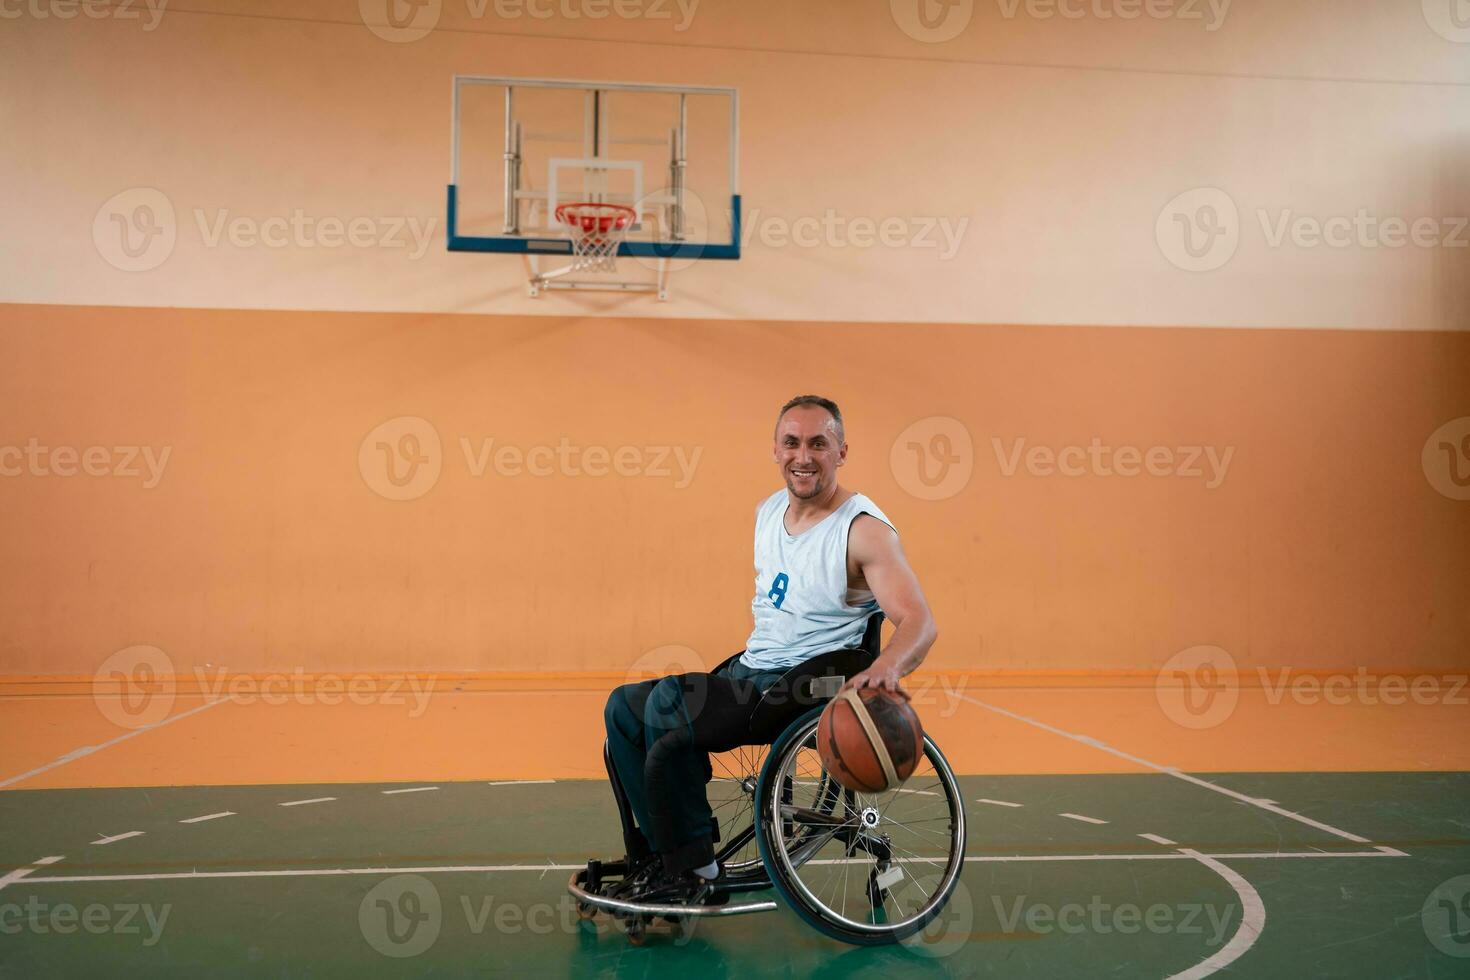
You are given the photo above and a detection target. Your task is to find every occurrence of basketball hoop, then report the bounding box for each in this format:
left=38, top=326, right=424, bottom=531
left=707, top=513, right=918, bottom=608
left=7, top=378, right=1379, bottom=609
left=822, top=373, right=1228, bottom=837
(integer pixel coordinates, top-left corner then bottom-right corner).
left=555, top=202, right=636, bottom=273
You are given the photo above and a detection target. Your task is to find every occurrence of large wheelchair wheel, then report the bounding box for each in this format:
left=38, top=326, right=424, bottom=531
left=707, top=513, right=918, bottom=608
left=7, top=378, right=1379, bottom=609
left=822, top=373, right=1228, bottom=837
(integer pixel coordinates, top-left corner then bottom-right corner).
left=753, top=706, right=967, bottom=945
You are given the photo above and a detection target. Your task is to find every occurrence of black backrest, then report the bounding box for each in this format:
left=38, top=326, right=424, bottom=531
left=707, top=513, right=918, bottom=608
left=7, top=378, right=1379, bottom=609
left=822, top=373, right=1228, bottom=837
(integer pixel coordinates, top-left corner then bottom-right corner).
left=744, top=611, right=885, bottom=744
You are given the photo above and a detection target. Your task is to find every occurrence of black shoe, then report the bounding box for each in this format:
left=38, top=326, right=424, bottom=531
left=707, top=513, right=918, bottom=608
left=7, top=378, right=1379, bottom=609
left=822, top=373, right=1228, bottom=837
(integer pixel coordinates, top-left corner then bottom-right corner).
left=626, top=866, right=730, bottom=908
left=604, top=853, right=662, bottom=901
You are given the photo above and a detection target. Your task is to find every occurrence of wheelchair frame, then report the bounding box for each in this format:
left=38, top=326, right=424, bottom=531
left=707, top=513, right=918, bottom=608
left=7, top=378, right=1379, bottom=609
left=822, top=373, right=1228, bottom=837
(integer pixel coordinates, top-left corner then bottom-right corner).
left=570, top=614, right=969, bottom=945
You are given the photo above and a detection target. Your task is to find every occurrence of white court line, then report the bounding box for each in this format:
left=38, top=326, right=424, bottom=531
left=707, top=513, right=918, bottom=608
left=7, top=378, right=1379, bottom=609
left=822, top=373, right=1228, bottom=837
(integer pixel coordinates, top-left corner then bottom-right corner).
left=382, top=786, right=439, bottom=795
left=976, top=798, right=1024, bottom=808
left=1140, top=833, right=1178, bottom=846
left=91, top=831, right=144, bottom=846
left=487, top=780, right=556, bottom=786
left=1166, top=849, right=1266, bottom=980
left=179, top=812, right=236, bottom=824
left=279, top=797, right=336, bottom=807
left=0, top=697, right=229, bottom=790
left=0, top=855, right=68, bottom=894
left=954, top=692, right=1374, bottom=844
left=1059, top=812, right=1108, bottom=825
left=20, top=848, right=1404, bottom=886
left=0, top=867, right=37, bottom=893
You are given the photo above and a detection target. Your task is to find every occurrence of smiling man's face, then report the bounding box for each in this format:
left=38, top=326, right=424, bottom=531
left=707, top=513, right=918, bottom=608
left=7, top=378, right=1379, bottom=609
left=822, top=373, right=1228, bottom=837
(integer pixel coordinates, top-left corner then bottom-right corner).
left=773, top=404, right=846, bottom=500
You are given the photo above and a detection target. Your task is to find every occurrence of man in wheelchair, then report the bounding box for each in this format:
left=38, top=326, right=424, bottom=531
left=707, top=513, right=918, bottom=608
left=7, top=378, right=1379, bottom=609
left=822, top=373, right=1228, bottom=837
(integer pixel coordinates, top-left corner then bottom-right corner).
left=601, top=395, right=939, bottom=908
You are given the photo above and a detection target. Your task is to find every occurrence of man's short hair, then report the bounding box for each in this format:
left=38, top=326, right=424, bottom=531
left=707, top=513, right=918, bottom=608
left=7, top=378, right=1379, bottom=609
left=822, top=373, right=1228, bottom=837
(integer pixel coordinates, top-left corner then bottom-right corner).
left=776, top=395, right=844, bottom=443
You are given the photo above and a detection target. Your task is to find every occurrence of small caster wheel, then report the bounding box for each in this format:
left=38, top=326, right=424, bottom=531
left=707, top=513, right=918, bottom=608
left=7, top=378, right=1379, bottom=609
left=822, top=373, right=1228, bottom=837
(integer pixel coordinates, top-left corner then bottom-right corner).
left=576, top=900, right=597, bottom=920
left=621, top=915, right=647, bottom=945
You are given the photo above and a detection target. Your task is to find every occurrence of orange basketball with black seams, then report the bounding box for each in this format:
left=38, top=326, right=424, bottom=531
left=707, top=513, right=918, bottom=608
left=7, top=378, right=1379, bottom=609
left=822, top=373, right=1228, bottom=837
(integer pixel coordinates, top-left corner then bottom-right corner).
left=817, top=687, right=924, bottom=793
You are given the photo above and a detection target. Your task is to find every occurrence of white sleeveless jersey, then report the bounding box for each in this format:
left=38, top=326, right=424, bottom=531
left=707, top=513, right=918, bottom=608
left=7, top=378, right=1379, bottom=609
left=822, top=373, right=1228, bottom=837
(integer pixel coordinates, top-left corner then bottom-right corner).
left=739, top=489, right=895, bottom=671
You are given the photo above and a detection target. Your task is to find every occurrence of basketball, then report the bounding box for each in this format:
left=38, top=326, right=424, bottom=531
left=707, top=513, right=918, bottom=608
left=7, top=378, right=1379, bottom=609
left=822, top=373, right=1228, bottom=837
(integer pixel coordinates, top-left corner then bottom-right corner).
left=817, top=687, right=925, bottom=793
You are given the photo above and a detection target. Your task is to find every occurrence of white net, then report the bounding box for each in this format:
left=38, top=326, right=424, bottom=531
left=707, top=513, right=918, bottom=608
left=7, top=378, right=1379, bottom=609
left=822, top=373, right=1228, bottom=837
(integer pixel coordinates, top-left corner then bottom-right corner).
left=559, top=204, right=634, bottom=274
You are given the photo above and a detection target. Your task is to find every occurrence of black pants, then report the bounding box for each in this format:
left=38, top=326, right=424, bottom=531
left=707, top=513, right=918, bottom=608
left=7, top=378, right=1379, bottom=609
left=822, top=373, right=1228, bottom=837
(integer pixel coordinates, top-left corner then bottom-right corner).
left=603, top=660, right=784, bottom=875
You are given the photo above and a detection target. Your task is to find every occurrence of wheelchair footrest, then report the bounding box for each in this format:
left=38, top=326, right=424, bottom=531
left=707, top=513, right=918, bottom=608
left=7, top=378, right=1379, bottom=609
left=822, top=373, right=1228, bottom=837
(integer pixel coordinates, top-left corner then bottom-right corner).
left=569, top=864, right=776, bottom=918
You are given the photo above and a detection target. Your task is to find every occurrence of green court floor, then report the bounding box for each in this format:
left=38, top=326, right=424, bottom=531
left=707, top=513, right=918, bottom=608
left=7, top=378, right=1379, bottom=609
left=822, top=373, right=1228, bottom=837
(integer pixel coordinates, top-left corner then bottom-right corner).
left=1, top=772, right=1467, bottom=977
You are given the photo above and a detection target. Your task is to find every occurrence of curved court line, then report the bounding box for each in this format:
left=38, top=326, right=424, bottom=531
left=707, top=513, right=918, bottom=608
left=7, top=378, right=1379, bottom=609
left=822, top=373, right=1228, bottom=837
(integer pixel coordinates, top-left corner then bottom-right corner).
left=1164, top=849, right=1266, bottom=980
left=954, top=693, right=1373, bottom=844
left=0, top=697, right=228, bottom=790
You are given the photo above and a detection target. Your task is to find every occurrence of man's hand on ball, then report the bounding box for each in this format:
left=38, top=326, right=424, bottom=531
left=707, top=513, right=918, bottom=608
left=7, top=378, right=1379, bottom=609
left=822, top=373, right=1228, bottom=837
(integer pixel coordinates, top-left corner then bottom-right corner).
left=841, top=663, right=910, bottom=701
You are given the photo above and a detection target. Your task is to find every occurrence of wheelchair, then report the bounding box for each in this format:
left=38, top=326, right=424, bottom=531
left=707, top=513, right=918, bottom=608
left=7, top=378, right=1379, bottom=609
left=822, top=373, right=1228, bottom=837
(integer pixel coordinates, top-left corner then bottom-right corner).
left=570, top=614, right=968, bottom=946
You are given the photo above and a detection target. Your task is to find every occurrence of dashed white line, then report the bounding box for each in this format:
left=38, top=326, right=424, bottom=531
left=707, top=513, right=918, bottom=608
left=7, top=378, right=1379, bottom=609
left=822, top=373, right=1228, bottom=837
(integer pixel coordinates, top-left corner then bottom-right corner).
left=91, top=831, right=145, bottom=846
left=1140, top=833, right=1178, bottom=846
left=487, top=780, right=556, bottom=786
left=954, top=692, right=1375, bottom=845
left=2, top=854, right=70, bottom=892
left=976, top=798, right=1023, bottom=808
left=279, top=797, right=336, bottom=807
left=1059, top=812, right=1108, bottom=825
left=179, top=811, right=236, bottom=824
left=382, top=786, right=439, bottom=795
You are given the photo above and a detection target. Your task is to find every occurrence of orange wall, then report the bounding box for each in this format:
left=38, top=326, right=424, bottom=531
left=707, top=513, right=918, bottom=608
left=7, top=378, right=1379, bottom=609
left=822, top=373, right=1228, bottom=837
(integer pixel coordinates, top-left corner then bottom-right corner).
left=3, top=2, right=1468, bottom=328
left=1, top=304, right=1465, bottom=677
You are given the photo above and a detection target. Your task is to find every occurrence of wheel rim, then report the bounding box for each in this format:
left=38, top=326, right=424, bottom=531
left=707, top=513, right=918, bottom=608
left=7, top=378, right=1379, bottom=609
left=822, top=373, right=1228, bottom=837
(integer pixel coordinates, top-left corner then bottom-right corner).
left=764, top=716, right=965, bottom=933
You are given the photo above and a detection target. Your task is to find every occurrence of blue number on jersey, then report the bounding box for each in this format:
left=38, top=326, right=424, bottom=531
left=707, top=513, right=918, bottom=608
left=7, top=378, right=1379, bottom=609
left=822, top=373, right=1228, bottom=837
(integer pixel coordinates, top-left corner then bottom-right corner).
left=767, top=572, right=790, bottom=609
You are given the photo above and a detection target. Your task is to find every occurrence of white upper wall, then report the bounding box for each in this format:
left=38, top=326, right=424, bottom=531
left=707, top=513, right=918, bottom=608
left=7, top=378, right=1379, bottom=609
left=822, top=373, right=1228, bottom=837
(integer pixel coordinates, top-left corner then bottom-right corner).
left=2, top=0, right=1467, bottom=329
